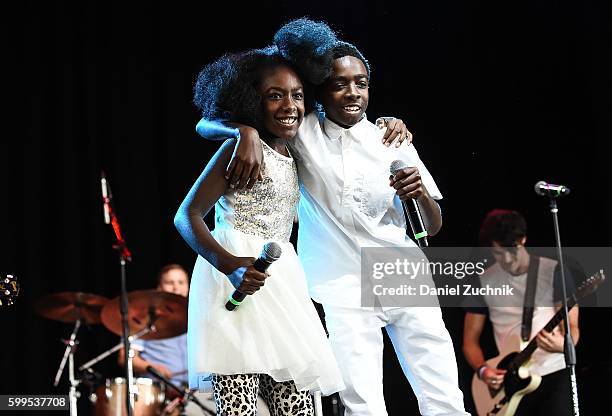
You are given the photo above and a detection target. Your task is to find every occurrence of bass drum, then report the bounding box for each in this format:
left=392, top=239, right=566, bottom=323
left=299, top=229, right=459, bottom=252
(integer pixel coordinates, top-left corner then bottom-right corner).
left=93, top=377, right=165, bottom=416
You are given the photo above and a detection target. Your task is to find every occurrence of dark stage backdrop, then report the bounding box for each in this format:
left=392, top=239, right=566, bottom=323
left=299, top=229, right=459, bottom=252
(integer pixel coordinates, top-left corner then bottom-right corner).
left=4, top=1, right=611, bottom=415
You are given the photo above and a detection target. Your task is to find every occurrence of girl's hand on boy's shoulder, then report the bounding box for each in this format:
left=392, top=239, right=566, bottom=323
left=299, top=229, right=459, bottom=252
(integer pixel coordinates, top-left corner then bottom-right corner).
left=226, top=126, right=264, bottom=190
left=376, top=117, right=413, bottom=148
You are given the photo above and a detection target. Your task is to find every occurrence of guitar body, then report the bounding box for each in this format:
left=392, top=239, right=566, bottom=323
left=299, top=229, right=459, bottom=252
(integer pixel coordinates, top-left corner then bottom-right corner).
left=472, top=344, right=542, bottom=415
left=471, top=270, right=605, bottom=415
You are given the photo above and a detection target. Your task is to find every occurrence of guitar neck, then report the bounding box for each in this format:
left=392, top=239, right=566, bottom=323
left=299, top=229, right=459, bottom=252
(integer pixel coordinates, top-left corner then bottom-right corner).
left=511, top=294, right=578, bottom=368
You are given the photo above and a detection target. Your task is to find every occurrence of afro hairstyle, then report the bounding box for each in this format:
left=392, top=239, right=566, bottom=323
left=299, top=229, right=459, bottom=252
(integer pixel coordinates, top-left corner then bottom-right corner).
left=273, top=18, right=371, bottom=86
left=193, top=45, right=315, bottom=133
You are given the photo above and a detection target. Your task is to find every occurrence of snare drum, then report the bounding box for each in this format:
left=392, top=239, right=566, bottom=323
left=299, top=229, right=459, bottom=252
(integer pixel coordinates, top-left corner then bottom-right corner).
left=93, top=377, right=165, bottom=416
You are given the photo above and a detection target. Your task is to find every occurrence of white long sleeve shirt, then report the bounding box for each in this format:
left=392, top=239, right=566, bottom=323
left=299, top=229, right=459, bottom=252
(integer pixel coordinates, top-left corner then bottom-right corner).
left=288, top=112, right=442, bottom=308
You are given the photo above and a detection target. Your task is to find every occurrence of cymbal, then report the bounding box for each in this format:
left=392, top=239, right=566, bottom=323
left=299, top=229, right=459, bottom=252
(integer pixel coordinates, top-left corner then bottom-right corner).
left=34, top=292, right=109, bottom=324
left=101, top=290, right=187, bottom=340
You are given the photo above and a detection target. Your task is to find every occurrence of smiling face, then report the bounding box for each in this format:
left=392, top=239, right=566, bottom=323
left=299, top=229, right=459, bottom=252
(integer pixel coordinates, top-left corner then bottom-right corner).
left=258, top=64, right=305, bottom=140
left=320, top=56, right=369, bottom=128
left=158, top=268, right=189, bottom=297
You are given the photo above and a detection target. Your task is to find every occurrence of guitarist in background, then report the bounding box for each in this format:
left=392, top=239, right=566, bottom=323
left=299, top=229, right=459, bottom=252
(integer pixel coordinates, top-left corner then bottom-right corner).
left=463, top=209, right=580, bottom=415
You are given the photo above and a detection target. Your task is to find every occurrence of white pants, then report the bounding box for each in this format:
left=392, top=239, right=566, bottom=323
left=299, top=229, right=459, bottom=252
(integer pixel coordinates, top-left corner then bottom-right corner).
left=323, top=305, right=469, bottom=416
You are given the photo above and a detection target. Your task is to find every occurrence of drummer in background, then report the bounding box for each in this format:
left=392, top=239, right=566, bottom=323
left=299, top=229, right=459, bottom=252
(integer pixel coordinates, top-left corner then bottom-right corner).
left=118, top=264, right=271, bottom=415
left=118, top=264, right=208, bottom=415
left=118, top=264, right=190, bottom=385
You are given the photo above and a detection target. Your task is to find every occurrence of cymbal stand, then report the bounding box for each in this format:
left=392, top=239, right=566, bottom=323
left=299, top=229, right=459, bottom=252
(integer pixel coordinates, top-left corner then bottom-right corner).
left=78, top=325, right=155, bottom=373
left=53, top=318, right=81, bottom=416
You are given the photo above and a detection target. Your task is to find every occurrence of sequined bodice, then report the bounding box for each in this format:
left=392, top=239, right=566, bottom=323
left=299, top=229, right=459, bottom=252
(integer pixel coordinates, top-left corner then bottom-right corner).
left=214, top=140, right=300, bottom=242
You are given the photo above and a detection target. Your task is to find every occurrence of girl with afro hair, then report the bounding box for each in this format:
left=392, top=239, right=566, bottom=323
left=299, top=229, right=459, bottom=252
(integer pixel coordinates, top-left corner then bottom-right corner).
left=175, top=47, right=344, bottom=415
left=195, top=18, right=470, bottom=416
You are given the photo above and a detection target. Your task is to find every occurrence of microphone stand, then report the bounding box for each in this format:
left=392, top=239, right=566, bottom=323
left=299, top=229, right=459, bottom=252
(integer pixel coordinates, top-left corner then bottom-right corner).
left=146, top=367, right=214, bottom=415
left=101, top=171, right=135, bottom=416
left=543, top=195, right=579, bottom=415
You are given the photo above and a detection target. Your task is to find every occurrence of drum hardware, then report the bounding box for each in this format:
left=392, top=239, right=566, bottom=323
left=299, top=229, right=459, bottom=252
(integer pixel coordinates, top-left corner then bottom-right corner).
left=55, top=318, right=81, bottom=416
left=146, top=366, right=214, bottom=416
left=82, top=289, right=187, bottom=392
left=78, top=325, right=155, bottom=373
left=34, top=291, right=109, bottom=324
left=35, top=288, right=188, bottom=415
left=34, top=291, right=110, bottom=416
left=91, top=377, right=166, bottom=416
left=100, top=290, right=188, bottom=341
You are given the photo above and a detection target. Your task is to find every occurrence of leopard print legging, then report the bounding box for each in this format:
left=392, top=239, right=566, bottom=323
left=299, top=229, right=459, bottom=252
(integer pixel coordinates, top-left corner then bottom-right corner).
left=211, top=373, right=314, bottom=416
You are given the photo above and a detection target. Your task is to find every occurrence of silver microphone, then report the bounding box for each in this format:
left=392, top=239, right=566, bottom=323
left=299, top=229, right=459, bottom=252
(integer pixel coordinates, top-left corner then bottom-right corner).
left=534, top=181, right=571, bottom=198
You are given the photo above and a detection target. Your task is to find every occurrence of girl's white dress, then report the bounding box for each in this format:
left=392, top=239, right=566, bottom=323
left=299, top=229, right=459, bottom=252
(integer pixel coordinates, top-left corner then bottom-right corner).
left=188, top=140, right=344, bottom=396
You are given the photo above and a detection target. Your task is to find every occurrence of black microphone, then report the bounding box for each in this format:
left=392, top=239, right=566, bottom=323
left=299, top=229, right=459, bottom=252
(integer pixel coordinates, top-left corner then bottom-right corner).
left=390, top=160, right=429, bottom=248
left=225, top=242, right=282, bottom=311
left=101, top=171, right=110, bottom=224
left=534, top=181, right=571, bottom=198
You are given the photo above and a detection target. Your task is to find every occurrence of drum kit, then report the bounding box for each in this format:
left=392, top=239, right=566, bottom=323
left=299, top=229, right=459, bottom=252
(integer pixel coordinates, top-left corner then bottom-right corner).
left=29, top=172, right=324, bottom=415
left=34, top=290, right=211, bottom=416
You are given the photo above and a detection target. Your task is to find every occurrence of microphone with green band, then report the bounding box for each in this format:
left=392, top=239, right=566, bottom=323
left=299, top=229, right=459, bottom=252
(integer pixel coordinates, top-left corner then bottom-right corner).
left=390, top=160, right=429, bottom=248
left=225, top=242, right=282, bottom=311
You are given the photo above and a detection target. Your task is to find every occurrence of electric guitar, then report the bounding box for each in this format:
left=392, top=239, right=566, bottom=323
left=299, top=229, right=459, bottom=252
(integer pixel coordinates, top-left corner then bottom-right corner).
left=471, top=270, right=605, bottom=416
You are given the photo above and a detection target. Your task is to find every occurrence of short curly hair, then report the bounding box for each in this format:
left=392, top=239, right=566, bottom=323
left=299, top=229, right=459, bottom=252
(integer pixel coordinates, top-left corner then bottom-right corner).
left=329, top=41, right=371, bottom=79
left=193, top=46, right=315, bottom=133
left=273, top=18, right=371, bottom=86
left=479, top=209, right=528, bottom=247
